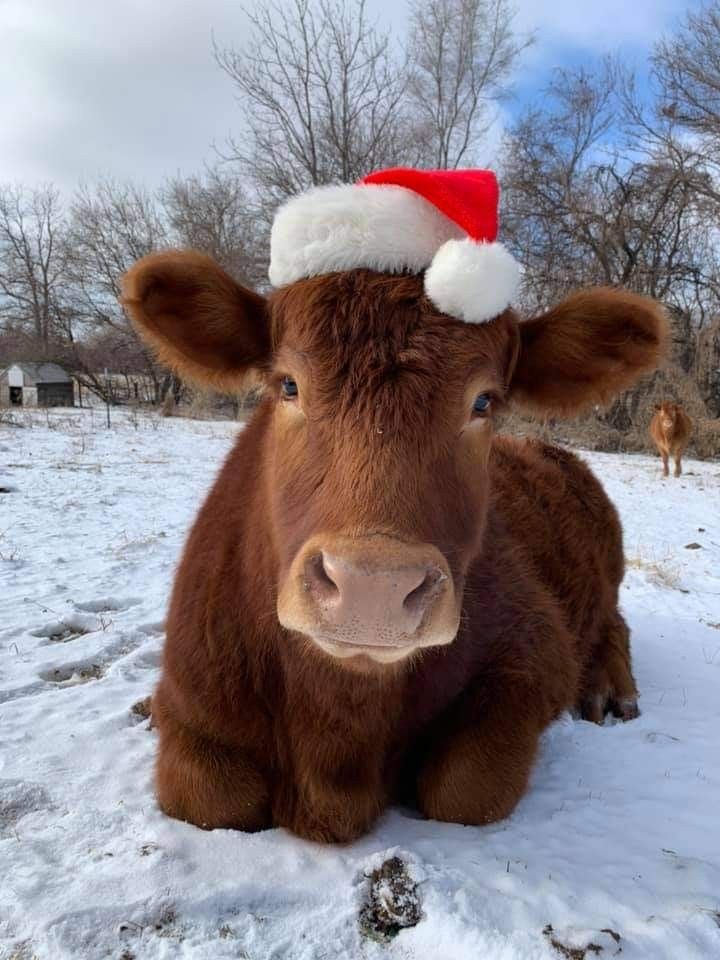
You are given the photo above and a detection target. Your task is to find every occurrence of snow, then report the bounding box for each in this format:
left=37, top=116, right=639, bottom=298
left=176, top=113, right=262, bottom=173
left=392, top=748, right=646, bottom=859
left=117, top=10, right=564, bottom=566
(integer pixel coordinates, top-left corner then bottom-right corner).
left=1, top=408, right=719, bottom=960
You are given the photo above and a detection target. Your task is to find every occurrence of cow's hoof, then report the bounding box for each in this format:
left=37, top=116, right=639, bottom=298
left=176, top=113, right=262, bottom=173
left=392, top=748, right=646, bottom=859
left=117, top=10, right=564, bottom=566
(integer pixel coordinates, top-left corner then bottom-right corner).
left=612, top=695, right=640, bottom=721
left=580, top=692, right=639, bottom=724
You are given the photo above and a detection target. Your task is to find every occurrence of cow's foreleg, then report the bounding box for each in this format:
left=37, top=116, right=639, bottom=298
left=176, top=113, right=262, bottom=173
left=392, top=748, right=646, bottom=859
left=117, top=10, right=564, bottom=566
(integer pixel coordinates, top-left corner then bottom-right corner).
left=154, top=702, right=271, bottom=832
left=674, top=451, right=683, bottom=477
left=661, top=450, right=669, bottom=477
left=273, top=757, right=385, bottom=844
left=416, top=684, right=547, bottom=826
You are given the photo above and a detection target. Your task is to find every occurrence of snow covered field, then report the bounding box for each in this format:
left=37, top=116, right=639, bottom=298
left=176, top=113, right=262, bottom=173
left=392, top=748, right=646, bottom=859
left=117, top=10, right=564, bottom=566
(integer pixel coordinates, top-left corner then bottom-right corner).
left=1, top=408, right=719, bottom=960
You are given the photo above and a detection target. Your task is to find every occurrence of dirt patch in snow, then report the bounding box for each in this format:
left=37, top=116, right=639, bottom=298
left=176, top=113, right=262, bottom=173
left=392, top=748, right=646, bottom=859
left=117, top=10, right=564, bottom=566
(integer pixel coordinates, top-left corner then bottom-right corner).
left=543, top=924, right=622, bottom=958
left=359, top=856, right=422, bottom=942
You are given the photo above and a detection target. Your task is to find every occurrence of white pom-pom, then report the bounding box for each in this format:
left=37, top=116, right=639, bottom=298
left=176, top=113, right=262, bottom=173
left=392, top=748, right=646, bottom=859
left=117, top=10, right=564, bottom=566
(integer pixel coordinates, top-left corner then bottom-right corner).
left=424, top=238, right=521, bottom=324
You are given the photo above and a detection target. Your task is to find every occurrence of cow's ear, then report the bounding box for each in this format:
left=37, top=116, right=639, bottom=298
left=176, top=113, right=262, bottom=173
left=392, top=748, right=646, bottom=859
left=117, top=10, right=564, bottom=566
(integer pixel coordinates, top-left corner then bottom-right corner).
left=508, top=288, right=668, bottom=417
left=121, top=250, right=270, bottom=391
left=654, top=404, right=661, bottom=411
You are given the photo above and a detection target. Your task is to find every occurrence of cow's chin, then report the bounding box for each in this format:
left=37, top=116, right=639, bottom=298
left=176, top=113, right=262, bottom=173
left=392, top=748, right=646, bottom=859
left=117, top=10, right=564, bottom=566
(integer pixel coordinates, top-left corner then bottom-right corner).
left=313, top=637, right=419, bottom=665
left=277, top=617, right=460, bottom=672
left=277, top=587, right=462, bottom=670
left=307, top=627, right=458, bottom=667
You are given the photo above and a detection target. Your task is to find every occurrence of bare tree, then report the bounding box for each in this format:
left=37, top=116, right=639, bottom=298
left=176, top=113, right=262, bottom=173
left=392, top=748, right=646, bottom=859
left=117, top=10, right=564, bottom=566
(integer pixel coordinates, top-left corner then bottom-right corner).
left=501, top=61, right=720, bottom=427
left=653, top=1, right=720, bottom=170
left=503, top=62, right=719, bottom=310
left=64, top=179, right=170, bottom=401
left=0, top=183, right=68, bottom=349
left=407, top=0, right=530, bottom=169
left=67, top=178, right=166, bottom=324
left=695, top=316, right=720, bottom=417
left=215, top=0, right=423, bottom=211
left=501, top=61, right=620, bottom=308
left=162, top=167, right=265, bottom=287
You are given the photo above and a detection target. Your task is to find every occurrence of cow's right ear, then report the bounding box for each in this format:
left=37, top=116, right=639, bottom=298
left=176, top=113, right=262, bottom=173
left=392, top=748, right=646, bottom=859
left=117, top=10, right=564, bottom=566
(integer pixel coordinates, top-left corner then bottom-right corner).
left=654, top=404, right=661, bottom=411
left=121, top=250, right=270, bottom=390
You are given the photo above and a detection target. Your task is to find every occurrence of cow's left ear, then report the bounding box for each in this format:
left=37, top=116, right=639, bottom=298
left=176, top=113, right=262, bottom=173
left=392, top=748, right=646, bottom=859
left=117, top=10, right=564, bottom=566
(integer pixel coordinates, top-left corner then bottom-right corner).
left=121, top=250, right=270, bottom=391
left=507, top=288, right=668, bottom=417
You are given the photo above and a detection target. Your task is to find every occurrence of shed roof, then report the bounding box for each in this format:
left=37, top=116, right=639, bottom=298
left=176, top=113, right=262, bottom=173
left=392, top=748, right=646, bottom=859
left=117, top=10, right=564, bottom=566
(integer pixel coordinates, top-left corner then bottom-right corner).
left=3, top=362, right=72, bottom=384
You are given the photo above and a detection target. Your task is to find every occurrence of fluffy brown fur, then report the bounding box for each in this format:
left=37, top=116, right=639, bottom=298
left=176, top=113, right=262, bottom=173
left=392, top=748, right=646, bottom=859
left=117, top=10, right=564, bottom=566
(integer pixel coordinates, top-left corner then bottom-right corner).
left=650, top=402, right=693, bottom=477
left=122, top=253, right=666, bottom=843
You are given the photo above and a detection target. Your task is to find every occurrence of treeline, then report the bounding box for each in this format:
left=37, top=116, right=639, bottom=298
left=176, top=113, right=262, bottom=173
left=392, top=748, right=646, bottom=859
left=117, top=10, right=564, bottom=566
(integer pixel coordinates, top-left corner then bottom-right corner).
left=0, top=172, right=262, bottom=403
left=1, top=0, right=719, bottom=425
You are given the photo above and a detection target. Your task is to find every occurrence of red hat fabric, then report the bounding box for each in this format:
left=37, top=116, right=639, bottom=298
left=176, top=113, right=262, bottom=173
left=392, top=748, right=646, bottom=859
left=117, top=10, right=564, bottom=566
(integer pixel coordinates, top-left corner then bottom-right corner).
left=361, top=167, right=499, bottom=244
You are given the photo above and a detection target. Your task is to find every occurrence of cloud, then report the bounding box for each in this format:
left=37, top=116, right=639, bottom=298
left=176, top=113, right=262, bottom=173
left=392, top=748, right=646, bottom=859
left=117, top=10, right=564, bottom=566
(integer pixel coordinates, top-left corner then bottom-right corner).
left=0, top=0, right=248, bottom=191
left=512, top=0, right=686, bottom=50
left=0, top=0, right=694, bottom=193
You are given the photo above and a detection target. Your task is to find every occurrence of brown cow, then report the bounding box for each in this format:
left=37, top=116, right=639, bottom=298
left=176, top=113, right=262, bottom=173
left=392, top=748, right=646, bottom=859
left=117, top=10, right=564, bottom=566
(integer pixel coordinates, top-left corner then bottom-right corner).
left=121, top=170, right=667, bottom=843
left=121, top=258, right=665, bottom=843
left=650, top=402, right=692, bottom=477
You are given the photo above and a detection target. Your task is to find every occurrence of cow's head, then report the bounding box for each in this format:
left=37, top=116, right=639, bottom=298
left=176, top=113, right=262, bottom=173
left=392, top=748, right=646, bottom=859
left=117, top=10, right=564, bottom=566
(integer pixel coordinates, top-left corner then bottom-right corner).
left=655, top=401, right=680, bottom=430
left=122, top=168, right=666, bottom=668
left=122, top=251, right=665, bottom=667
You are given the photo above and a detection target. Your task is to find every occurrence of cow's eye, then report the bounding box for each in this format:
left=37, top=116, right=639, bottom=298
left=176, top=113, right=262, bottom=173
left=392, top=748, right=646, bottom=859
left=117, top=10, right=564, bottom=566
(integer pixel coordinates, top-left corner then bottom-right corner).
left=472, top=393, right=492, bottom=416
left=281, top=377, right=298, bottom=400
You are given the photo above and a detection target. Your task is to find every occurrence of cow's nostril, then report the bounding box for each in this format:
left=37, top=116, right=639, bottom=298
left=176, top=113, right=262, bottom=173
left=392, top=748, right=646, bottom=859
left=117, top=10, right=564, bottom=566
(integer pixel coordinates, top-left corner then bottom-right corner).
left=305, top=553, right=340, bottom=601
left=403, top=567, right=445, bottom=617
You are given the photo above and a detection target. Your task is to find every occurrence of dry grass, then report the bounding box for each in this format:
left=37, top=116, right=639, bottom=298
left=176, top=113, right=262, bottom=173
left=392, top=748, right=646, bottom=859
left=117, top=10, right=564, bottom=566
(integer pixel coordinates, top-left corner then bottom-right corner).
left=5, top=943, right=38, bottom=960
left=158, top=387, right=259, bottom=423
left=625, top=545, right=682, bottom=590
left=692, top=417, right=720, bottom=459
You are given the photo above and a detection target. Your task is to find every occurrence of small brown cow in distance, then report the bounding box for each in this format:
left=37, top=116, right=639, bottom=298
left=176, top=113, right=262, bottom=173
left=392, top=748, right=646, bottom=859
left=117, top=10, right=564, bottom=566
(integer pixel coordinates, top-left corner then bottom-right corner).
left=121, top=252, right=666, bottom=843
left=650, top=402, right=692, bottom=477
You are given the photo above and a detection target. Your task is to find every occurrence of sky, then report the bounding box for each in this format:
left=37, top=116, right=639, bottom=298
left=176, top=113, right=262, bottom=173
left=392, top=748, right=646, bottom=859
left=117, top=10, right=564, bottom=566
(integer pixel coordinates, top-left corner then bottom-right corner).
left=0, top=0, right=703, bottom=194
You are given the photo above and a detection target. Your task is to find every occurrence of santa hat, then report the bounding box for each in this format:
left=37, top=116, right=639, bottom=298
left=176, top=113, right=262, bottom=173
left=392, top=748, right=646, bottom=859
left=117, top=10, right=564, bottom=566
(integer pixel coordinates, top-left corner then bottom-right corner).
left=268, top=167, right=520, bottom=324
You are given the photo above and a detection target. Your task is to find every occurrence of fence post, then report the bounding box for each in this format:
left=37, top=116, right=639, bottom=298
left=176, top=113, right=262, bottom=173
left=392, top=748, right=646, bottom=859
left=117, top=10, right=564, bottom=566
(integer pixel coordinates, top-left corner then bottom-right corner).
left=104, top=368, right=111, bottom=429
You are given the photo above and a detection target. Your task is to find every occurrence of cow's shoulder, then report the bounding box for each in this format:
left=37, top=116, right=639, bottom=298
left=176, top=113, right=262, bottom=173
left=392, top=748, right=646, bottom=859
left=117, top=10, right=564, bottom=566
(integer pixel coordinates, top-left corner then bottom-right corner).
left=490, top=434, right=593, bottom=489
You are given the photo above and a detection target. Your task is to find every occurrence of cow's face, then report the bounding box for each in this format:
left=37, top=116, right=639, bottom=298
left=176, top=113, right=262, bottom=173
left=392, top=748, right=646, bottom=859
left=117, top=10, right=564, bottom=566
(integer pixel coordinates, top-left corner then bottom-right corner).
left=122, top=253, right=666, bottom=668
left=267, top=271, right=515, bottom=663
left=655, top=402, right=679, bottom=430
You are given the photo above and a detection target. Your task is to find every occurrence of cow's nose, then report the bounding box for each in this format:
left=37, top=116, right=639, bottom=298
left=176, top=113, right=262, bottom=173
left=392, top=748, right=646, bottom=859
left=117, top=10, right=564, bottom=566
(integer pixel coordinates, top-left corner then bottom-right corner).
left=278, top=534, right=459, bottom=658
left=303, top=550, right=446, bottom=645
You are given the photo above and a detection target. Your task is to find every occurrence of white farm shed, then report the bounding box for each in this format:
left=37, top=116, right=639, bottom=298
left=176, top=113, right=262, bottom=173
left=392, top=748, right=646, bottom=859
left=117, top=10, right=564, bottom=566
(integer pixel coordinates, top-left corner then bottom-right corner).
left=0, top=363, right=75, bottom=408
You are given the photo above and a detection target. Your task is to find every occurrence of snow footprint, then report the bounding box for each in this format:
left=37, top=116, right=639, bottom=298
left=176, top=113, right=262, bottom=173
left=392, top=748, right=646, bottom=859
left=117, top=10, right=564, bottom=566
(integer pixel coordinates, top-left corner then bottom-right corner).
left=74, top=596, right=141, bottom=614
left=31, top=611, right=104, bottom=644
left=29, top=598, right=141, bottom=644
left=40, top=660, right=106, bottom=685
left=0, top=779, right=52, bottom=837
left=38, top=637, right=142, bottom=687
